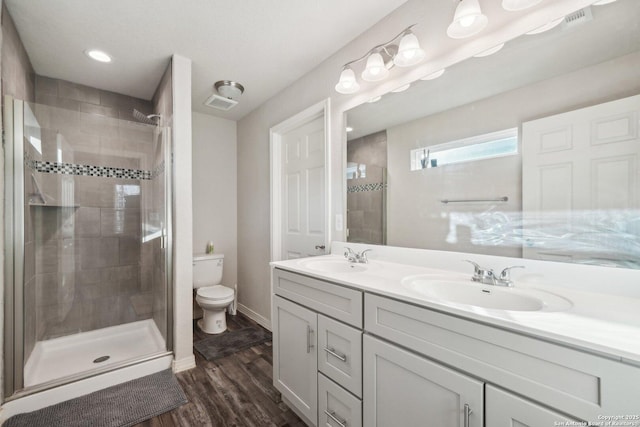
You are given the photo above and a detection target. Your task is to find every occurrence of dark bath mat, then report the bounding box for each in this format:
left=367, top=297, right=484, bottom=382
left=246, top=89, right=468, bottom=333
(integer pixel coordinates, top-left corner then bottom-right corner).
left=194, top=326, right=272, bottom=360
left=5, top=369, right=187, bottom=427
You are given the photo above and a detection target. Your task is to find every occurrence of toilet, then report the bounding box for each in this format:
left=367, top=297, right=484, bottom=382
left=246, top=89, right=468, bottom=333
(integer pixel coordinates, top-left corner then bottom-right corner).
left=193, top=253, right=235, bottom=334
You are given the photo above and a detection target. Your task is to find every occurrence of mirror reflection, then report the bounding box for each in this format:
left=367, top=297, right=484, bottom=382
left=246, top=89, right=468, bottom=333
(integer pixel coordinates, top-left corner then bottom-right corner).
left=345, top=0, right=640, bottom=268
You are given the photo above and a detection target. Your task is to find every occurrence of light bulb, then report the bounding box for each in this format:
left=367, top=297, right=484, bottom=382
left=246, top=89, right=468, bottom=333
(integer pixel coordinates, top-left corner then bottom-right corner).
left=362, top=52, right=389, bottom=82
left=447, top=0, right=488, bottom=39
left=459, top=16, right=476, bottom=27
left=394, top=31, right=426, bottom=67
left=334, top=67, right=360, bottom=94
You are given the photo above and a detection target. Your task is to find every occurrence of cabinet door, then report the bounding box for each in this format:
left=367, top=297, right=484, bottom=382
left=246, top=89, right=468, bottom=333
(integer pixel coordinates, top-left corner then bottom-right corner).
left=486, top=385, right=581, bottom=426
left=318, top=314, right=362, bottom=397
left=273, top=296, right=318, bottom=425
left=363, top=335, right=483, bottom=427
left=318, top=373, right=362, bottom=427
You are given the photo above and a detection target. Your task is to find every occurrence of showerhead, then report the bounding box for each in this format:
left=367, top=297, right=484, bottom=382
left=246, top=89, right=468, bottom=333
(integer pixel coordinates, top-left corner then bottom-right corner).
left=133, top=109, right=161, bottom=125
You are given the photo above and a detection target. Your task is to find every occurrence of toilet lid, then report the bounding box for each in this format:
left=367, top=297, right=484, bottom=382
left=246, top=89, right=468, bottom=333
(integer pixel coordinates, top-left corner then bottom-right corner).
left=197, top=285, right=234, bottom=301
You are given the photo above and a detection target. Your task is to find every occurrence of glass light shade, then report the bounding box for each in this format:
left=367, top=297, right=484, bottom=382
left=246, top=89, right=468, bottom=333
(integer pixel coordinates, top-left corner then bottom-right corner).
left=335, top=67, right=360, bottom=94
left=394, top=32, right=426, bottom=67
left=361, top=52, right=389, bottom=82
left=473, top=43, right=505, bottom=57
left=501, top=0, right=543, bottom=11
left=420, top=69, right=445, bottom=81
left=447, top=0, right=488, bottom=39
left=526, top=17, right=563, bottom=35
left=593, top=0, right=617, bottom=5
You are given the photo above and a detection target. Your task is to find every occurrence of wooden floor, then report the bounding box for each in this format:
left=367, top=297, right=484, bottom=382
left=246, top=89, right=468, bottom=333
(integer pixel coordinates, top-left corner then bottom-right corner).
left=134, top=314, right=305, bottom=427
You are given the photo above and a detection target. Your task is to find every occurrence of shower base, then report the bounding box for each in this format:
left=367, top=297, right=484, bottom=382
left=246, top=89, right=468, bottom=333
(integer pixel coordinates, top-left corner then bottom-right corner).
left=24, top=319, right=165, bottom=387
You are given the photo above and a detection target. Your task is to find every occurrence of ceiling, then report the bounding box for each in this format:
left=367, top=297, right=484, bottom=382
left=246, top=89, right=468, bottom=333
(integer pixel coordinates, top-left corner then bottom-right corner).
left=5, top=0, right=408, bottom=120
left=347, top=0, right=640, bottom=140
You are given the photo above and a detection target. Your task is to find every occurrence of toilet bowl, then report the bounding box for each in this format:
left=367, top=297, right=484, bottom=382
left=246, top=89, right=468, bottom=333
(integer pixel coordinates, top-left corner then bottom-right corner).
left=193, top=253, right=234, bottom=334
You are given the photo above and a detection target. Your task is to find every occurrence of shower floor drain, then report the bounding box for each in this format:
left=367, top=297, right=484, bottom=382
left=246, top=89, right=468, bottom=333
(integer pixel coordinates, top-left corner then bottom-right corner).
left=93, top=355, right=110, bottom=363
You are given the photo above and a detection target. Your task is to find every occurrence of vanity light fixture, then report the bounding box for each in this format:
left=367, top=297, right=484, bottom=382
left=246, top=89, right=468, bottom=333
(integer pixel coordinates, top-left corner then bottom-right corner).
left=335, top=66, right=360, bottom=94
left=525, top=17, right=563, bottom=35
left=334, top=24, right=425, bottom=94
left=420, top=69, right=446, bottom=80
left=447, top=0, right=488, bottom=39
left=474, top=43, right=505, bottom=57
left=501, top=0, right=543, bottom=11
left=85, top=49, right=112, bottom=63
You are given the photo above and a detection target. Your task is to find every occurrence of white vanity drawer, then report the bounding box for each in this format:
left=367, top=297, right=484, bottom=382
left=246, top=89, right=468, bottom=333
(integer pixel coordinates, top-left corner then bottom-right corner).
left=318, top=314, right=362, bottom=397
left=365, top=293, right=640, bottom=421
left=273, top=268, right=363, bottom=328
left=318, top=373, right=362, bottom=427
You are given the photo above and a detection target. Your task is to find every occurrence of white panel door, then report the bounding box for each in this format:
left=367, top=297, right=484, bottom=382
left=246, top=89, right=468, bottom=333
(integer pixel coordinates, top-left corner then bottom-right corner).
left=282, top=116, right=326, bottom=260
left=363, top=335, right=483, bottom=427
left=486, top=385, right=581, bottom=426
left=522, top=94, right=640, bottom=264
left=273, top=296, right=318, bottom=425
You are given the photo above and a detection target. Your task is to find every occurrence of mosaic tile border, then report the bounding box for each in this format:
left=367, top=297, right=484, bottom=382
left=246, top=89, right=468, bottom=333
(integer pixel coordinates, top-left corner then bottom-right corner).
left=347, top=182, right=386, bottom=193
left=29, top=159, right=152, bottom=180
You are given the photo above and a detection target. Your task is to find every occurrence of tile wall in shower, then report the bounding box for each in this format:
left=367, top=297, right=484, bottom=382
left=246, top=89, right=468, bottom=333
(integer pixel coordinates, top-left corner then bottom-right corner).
left=347, top=130, right=387, bottom=245
left=31, top=76, right=157, bottom=341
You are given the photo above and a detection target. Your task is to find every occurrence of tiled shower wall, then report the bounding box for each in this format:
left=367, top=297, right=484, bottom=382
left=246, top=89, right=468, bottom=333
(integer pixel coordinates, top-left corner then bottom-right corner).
left=347, top=130, right=387, bottom=245
left=148, top=61, right=173, bottom=343
left=32, top=76, right=156, bottom=341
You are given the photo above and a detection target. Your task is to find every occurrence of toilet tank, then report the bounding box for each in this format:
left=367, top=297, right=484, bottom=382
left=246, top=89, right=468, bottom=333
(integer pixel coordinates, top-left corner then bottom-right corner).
left=193, top=253, right=224, bottom=288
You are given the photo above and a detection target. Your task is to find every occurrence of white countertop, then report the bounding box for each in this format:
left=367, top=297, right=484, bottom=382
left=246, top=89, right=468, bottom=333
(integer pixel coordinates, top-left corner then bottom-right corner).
left=271, top=254, right=640, bottom=366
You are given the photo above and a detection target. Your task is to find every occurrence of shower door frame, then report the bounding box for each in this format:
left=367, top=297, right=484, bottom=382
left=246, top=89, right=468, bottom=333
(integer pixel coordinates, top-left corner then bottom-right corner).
left=2, top=96, right=175, bottom=400
left=3, top=96, right=26, bottom=398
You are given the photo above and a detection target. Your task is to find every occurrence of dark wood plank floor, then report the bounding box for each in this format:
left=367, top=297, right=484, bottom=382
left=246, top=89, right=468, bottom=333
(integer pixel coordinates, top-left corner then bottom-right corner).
left=134, top=314, right=305, bottom=427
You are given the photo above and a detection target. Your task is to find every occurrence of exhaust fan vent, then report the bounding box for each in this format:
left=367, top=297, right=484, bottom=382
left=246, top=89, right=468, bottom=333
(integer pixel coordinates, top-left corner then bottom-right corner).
left=204, top=94, right=239, bottom=111
left=563, top=7, right=593, bottom=29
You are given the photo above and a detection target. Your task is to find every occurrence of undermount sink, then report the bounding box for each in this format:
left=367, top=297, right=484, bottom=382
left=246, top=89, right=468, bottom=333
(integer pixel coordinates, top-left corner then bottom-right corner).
left=402, top=276, right=572, bottom=312
left=300, top=258, right=369, bottom=273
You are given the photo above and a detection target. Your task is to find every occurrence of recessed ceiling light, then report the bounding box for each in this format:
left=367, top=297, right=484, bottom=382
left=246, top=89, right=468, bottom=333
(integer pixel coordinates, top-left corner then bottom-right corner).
left=85, top=49, right=112, bottom=63
left=346, top=126, right=354, bottom=133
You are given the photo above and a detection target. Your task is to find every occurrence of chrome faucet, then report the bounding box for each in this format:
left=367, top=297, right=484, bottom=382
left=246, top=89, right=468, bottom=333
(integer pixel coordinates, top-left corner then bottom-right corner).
left=344, top=247, right=371, bottom=264
left=464, top=260, right=524, bottom=287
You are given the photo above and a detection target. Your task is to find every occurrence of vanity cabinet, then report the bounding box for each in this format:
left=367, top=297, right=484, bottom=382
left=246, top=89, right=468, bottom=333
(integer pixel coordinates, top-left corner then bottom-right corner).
left=363, top=334, right=483, bottom=427
left=273, top=296, right=318, bottom=423
left=272, top=268, right=364, bottom=427
left=485, top=386, right=578, bottom=426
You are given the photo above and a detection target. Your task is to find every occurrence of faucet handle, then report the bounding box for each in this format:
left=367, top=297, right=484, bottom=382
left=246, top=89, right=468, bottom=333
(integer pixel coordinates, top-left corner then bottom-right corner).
left=344, top=247, right=355, bottom=258
left=463, top=259, right=482, bottom=274
left=499, top=265, right=525, bottom=281
left=359, top=249, right=372, bottom=263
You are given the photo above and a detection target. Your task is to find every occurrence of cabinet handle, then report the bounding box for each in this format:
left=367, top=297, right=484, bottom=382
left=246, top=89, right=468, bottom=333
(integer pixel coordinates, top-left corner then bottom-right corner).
left=315, top=245, right=326, bottom=250
left=306, top=325, right=314, bottom=353
left=323, top=346, right=347, bottom=362
left=324, top=410, right=347, bottom=427
left=464, top=404, right=472, bottom=427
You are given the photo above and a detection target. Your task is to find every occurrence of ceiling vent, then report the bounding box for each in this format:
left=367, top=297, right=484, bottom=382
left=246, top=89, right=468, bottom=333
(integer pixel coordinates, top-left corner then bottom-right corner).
left=204, top=94, right=238, bottom=111
left=563, top=7, right=593, bottom=29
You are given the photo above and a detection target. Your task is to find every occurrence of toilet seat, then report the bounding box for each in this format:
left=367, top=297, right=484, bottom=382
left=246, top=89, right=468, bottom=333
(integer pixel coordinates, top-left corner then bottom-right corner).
left=197, top=285, right=234, bottom=301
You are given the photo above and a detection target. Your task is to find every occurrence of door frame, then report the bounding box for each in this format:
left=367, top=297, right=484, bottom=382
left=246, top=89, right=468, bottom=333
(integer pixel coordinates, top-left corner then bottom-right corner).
left=270, top=98, right=331, bottom=263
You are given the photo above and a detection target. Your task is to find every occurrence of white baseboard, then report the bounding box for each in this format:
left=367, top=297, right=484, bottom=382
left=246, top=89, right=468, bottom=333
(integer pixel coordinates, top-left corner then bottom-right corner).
left=237, top=303, right=271, bottom=331
left=172, top=354, right=196, bottom=373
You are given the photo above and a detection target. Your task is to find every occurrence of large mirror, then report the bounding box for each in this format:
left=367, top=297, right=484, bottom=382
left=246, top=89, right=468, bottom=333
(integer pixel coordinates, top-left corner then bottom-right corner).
left=345, top=0, right=640, bottom=268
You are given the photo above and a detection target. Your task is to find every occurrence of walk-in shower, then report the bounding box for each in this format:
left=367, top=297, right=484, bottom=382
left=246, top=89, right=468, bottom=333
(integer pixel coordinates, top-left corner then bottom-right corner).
left=3, top=96, right=173, bottom=397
